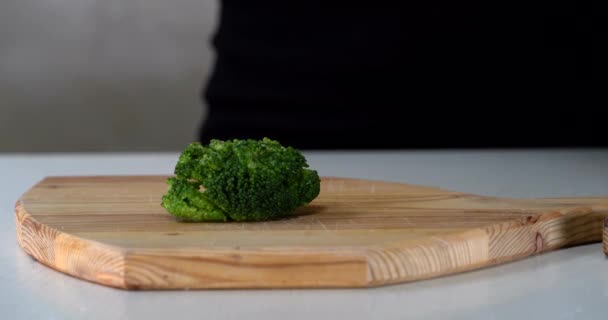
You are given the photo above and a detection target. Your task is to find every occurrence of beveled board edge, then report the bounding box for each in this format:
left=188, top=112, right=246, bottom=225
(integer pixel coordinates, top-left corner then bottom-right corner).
left=13, top=176, right=608, bottom=290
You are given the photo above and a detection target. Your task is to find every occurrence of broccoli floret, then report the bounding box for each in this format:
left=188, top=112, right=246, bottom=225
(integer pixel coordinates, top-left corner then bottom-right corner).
left=161, top=138, right=321, bottom=222
left=161, top=178, right=227, bottom=221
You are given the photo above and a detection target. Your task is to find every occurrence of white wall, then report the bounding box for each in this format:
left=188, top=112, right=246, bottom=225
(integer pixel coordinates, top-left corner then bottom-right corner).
left=0, top=0, right=218, bottom=152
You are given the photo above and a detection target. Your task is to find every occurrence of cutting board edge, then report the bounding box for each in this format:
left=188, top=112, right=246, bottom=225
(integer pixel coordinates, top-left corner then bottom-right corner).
left=15, top=198, right=607, bottom=290
left=13, top=175, right=608, bottom=290
left=15, top=200, right=129, bottom=289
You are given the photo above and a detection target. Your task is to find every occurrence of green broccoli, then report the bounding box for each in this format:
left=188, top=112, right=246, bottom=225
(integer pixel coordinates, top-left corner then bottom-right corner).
left=161, top=138, right=321, bottom=222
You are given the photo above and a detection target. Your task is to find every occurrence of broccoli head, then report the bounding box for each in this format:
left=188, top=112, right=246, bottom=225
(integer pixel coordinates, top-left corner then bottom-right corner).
left=161, top=138, right=321, bottom=222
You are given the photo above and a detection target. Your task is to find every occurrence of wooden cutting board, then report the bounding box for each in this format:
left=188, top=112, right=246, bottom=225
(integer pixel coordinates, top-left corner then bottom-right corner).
left=15, top=176, right=608, bottom=290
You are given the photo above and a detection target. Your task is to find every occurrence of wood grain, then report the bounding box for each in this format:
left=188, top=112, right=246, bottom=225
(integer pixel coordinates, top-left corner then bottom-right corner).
left=14, top=176, right=608, bottom=289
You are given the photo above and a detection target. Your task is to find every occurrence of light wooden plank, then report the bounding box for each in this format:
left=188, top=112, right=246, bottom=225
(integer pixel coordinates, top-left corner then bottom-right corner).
left=15, top=176, right=608, bottom=289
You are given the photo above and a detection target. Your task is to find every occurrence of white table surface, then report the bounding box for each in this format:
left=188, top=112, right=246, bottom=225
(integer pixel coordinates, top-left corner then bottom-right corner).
left=2, top=149, right=608, bottom=319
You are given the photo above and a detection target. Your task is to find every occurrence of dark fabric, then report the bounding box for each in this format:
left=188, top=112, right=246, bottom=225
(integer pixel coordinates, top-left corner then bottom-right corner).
left=200, top=2, right=604, bottom=149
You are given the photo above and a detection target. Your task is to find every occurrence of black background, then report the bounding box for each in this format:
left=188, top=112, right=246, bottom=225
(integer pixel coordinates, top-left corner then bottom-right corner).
left=200, top=2, right=605, bottom=149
